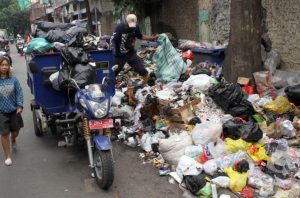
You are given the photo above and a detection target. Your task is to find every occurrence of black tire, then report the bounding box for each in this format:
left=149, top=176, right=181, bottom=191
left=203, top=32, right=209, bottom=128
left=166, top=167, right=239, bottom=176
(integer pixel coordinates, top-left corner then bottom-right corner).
left=32, top=110, right=43, bottom=136
left=93, top=149, right=114, bottom=189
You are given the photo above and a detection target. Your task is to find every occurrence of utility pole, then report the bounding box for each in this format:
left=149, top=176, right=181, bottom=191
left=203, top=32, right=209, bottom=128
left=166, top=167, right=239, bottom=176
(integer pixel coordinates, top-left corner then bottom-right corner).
left=224, top=0, right=262, bottom=82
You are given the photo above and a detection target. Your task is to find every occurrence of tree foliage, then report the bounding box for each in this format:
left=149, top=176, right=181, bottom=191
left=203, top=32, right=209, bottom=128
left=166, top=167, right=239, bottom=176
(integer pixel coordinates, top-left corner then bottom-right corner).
left=112, top=0, right=148, bottom=20
left=0, top=0, right=30, bottom=37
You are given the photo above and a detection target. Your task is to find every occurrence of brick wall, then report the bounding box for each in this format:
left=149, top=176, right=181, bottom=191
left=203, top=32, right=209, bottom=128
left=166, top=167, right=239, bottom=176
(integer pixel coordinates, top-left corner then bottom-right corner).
left=149, top=0, right=199, bottom=40
left=262, top=0, right=300, bottom=71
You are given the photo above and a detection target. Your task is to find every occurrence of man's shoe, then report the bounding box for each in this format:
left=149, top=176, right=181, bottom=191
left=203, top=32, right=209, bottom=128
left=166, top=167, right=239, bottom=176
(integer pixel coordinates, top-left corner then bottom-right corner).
left=5, top=158, right=12, bottom=166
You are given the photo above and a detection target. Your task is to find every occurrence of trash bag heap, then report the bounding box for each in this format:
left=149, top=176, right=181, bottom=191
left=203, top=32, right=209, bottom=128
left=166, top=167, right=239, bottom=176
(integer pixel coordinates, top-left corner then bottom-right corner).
left=111, top=33, right=300, bottom=197
left=26, top=21, right=111, bottom=89
left=27, top=22, right=300, bottom=197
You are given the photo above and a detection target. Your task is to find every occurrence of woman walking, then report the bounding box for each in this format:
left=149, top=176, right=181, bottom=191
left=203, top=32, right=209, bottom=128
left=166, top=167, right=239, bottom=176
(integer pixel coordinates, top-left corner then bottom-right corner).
left=0, top=56, right=24, bottom=166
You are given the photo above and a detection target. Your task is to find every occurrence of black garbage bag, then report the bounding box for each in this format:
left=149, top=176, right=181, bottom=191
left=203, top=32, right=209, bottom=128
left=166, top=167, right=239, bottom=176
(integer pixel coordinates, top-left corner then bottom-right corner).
left=223, top=119, right=244, bottom=140
left=223, top=118, right=262, bottom=142
left=285, top=84, right=300, bottom=106
left=208, top=81, right=254, bottom=120
left=71, top=63, right=95, bottom=88
left=191, top=67, right=211, bottom=76
left=57, top=66, right=71, bottom=90
left=62, top=26, right=88, bottom=47
left=61, top=47, right=90, bottom=65
left=241, top=121, right=263, bottom=142
left=183, top=174, right=206, bottom=195
left=33, top=28, right=47, bottom=38
left=46, top=29, right=66, bottom=43
left=35, top=21, right=73, bottom=32
left=227, top=99, right=255, bottom=120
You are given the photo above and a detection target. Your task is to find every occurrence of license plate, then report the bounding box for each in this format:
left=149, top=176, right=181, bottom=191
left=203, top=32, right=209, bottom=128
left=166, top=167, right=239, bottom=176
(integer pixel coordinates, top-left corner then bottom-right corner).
left=89, top=119, right=113, bottom=130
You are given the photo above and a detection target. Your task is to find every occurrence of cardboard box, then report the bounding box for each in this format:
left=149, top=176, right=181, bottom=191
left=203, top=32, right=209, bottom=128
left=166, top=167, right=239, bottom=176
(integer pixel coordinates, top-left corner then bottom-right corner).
left=237, top=77, right=250, bottom=85
left=171, top=98, right=201, bottom=123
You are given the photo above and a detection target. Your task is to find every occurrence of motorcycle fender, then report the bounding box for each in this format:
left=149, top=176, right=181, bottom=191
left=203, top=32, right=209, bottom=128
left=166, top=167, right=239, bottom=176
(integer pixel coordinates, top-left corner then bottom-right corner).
left=93, top=135, right=112, bottom=150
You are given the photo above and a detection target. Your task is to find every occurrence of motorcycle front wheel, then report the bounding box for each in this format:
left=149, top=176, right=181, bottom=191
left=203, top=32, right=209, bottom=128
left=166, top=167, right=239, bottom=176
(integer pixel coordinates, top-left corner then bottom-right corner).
left=93, top=149, right=114, bottom=189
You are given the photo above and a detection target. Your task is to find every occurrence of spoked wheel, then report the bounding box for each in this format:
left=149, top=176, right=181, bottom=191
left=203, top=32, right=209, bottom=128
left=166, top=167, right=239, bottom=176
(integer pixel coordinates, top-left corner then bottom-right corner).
left=93, top=149, right=114, bottom=189
left=32, top=110, right=43, bottom=137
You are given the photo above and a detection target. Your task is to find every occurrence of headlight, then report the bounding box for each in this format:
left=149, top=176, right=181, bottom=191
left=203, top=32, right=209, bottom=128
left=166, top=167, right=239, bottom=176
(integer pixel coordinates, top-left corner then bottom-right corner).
left=88, top=99, right=109, bottom=118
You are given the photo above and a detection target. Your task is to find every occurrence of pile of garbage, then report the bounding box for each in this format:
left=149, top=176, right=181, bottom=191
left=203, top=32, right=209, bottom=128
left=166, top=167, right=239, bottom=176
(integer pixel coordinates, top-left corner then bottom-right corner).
left=110, top=34, right=300, bottom=197
left=25, top=21, right=112, bottom=90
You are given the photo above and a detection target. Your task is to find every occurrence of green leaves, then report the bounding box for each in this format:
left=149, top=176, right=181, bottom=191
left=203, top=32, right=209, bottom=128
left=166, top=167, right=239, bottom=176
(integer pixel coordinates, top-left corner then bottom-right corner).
left=0, top=0, right=30, bottom=36
left=112, top=0, right=148, bottom=20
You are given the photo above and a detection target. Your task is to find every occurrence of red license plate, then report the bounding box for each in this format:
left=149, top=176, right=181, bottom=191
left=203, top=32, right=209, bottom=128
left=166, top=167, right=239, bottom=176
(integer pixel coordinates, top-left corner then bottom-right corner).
left=89, top=119, right=113, bottom=130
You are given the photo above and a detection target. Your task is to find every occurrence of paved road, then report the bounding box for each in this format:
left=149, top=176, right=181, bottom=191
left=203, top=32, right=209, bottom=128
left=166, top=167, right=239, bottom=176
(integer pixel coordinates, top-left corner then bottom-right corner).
left=0, top=44, right=182, bottom=198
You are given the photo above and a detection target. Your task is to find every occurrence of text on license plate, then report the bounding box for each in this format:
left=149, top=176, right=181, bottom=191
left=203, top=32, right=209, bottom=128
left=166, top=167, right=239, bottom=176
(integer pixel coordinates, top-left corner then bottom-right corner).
left=89, top=119, right=113, bottom=130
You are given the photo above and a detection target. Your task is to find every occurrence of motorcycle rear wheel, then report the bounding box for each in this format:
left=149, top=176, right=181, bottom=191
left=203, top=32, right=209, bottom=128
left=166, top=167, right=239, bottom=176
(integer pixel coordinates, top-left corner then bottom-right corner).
left=93, top=149, right=114, bottom=189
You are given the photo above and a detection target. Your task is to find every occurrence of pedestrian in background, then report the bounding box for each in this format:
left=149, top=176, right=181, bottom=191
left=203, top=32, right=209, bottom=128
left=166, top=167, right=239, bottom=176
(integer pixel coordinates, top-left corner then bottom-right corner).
left=0, top=56, right=24, bottom=166
left=111, top=14, right=159, bottom=83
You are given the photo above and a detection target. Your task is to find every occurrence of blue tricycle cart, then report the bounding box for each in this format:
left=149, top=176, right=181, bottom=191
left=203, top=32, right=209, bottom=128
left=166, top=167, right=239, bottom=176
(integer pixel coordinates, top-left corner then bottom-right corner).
left=27, top=50, right=116, bottom=189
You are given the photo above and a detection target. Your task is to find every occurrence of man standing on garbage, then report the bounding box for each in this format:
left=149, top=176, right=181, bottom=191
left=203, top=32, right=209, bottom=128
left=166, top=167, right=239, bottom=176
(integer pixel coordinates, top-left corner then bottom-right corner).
left=111, top=14, right=159, bottom=83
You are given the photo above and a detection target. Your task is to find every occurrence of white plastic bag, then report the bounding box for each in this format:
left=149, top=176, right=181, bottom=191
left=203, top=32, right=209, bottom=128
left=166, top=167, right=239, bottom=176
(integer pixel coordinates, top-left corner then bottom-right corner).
left=159, top=131, right=193, bottom=165
left=182, top=74, right=214, bottom=91
left=111, top=91, right=125, bottom=106
left=203, top=159, right=218, bottom=176
left=176, top=155, right=202, bottom=180
left=191, top=121, right=222, bottom=146
left=140, top=133, right=153, bottom=152
left=49, top=71, right=60, bottom=91
left=211, top=176, right=230, bottom=188
left=184, top=145, right=203, bottom=159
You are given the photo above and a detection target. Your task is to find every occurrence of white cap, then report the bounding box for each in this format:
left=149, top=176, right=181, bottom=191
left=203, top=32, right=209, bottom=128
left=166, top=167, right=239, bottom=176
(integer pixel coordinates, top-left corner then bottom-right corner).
left=126, top=14, right=137, bottom=27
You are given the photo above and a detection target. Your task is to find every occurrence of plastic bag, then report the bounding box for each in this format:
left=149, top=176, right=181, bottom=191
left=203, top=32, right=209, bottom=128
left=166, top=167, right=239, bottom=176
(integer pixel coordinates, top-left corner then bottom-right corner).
left=183, top=174, right=206, bottom=196
left=26, top=38, right=54, bottom=54
left=46, top=29, right=66, bottom=43
left=208, top=81, right=254, bottom=119
left=71, top=63, right=95, bottom=88
left=285, top=83, right=300, bottom=106
left=264, top=96, right=292, bottom=114
left=253, top=71, right=277, bottom=100
left=264, top=49, right=281, bottom=75
left=203, top=159, right=218, bottom=176
left=111, top=91, right=125, bottom=106
left=216, top=150, right=249, bottom=171
left=276, top=119, right=296, bottom=138
left=176, top=156, right=202, bottom=180
left=225, top=138, right=252, bottom=153
left=211, top=176, right=230, bottom=188
left=182, top=74, right=214, bottom=91
left=57, top=66, right=70, bottom=90
left=140, top=133, right=153, bottom=152
left=49, top=71, right=60, bottom=91
left=184, top=145, right=203, bottom=159
left=159, top=131, right=193, bottom=165
left=272, top=70, right=300, bottom=89
left=178, top=39, right=200, bottom=50
left=198, top=182, right=212, bottom=197
left=35, top=21, right=73, bottom=31
left=225, top=167, right=248, bottom=192
left=206, top=139, right=227, bottom=158
left=247, top=144, right=270, bottom=162
left=153, top=34, right=187, bottom=82
left=241, top=121, right=263, bottom=143
left=248, top=166, right=275, bottom=197
left=61, top=47, right=90, bottom=65
left=191, top=121, right=222, bottom=146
